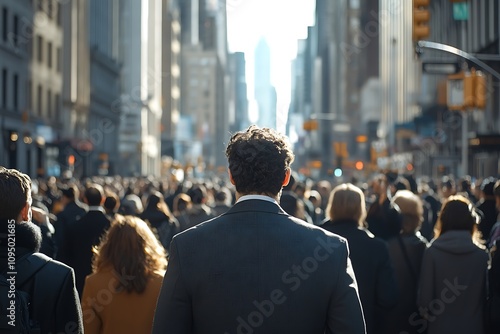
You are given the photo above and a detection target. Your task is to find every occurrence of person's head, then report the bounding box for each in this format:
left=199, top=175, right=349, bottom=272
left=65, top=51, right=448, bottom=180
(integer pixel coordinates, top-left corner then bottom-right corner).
left=306, top=190, right=322, bottom=208
left=391, top=190, right=423, bottom=234
left=280, top=192, right=306, bottom=220
left=92, top=215, right=167, bottom=293
left=225, top=126, right=294, bottom=198
left=215, top=187, right=232, bottom=206
left=173, top=193, right=192, bottom=214
left=84, top=184, right=104, bottom=206
left=326, top=183, right=366, bottom=226
left=60, top=184, right=79, bottom=203
left=434, top=195, right=482, bottom=243
left=187, top=184, right=208, bottom=205
left=0, top=167, right=32, bottom=222
left=480, top=177, right=497, bottom=200
left=440, top=175, right=456, bottom=199
left=494, top=180, right=500, bottom=211
left=103, top=192, right=120, bottom=215
left=119, top=194, right=143, bottom=216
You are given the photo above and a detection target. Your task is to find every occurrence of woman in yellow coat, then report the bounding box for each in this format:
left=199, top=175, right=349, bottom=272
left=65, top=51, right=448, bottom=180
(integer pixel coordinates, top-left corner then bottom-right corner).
left=81, top=214, right=167, bottom=334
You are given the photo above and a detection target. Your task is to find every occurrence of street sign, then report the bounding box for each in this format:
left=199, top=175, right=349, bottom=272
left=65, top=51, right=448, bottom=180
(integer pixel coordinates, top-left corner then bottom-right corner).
left=422, top=61, right=461, bottom=75
left=453, top=3, right=468, bottom=21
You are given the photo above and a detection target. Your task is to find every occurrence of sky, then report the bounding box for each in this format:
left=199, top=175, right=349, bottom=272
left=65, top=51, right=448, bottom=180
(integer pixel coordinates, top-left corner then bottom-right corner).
left=226, top=0, right=316, bottom=133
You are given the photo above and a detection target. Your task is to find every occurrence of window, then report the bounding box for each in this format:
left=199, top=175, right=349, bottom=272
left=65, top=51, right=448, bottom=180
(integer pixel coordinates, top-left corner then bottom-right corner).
left=27, top=80, right=32, bottom=110
left=57, top=2, right=62, bottom=26
left=13, top=74, right=18, bottom=110
left=2, top=7, right=7, bottom=42
left=47, top=42, right=52, bottom=68
left=1, top=68, right=7, bottom=108
left=13, top=15, right=19, bottom=46
left=47, top=89, right=52, bottom=118
left=37, top=85, right=42, bottom=116
left=56, top=47, right=61, bottom=72
left=47, top=0, right=53, bottom=19
left=37, top=35, right=43, bottom=63
left=54, top=93, right=60, bottom=121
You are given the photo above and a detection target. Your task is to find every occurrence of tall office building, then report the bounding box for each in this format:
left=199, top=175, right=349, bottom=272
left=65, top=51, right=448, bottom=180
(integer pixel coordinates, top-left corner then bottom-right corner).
left=254, top=38, right=276, bottom=129
left=179, top=0, right=228, bottom=169
left=228, top=52, right=249, bottom=133
left=118, top=0, right=163, bottom=176
left=0, top=0, right=36, bottom=173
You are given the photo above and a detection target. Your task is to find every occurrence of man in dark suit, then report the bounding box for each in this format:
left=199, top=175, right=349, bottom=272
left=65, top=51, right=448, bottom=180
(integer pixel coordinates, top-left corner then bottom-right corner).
left=59, top=183, right=111, bottom=296
left=55, top=184, right=87, bottom=259
left=153, top=126, right=366, bottom=334
left=0, top=167, right=83, bottom=333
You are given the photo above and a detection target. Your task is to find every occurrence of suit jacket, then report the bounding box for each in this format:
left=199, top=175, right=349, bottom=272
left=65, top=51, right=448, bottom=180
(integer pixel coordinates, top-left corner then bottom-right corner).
left=61, top=209, right=111, bottom=296
left=153, top=199, right=365, bottom=334
left=321, top=219, right=398, bottom=334
left=0, top=221, right=83, bottom=333
left=81, top=267, right=164, bottom=334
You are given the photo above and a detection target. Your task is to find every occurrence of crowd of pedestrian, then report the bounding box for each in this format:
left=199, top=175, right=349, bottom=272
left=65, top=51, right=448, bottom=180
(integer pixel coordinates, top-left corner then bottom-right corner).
left=1, top=125, right=500, bottom=333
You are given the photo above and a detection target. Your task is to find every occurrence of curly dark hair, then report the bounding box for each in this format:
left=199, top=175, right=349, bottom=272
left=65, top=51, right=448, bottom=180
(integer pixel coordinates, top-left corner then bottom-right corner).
left=225, top=126, right=294, bottom=197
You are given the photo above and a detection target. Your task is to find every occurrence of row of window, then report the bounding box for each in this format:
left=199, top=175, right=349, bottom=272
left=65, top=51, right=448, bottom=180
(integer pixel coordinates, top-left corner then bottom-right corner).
left=30, top=81, right=61, bottom=120
left=36, top=35, right=62, bottom=71
left=36, top=0, right=63, bottom=26
left=1, top=67, right=60, bottom=120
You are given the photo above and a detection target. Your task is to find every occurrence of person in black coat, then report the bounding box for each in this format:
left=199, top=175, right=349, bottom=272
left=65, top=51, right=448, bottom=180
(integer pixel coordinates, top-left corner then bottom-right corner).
left=0, top=167, right=83, bottom=333
left=152, top=126, right=365, bottom=334
left=321, top=183, right=398, bottom=334
left=58, top=183, right=111, bottom=297
left=140, top=191, right=180, bottom=252
left=55, top=184, right=87, bottom=257
left=476, top=177, right=498, bottom=243
left=384, top=190, right=429, bottom=334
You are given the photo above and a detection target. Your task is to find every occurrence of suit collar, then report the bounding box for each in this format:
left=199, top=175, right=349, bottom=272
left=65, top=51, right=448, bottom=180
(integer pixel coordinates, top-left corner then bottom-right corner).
left=225, top=199, right=286, bottom=216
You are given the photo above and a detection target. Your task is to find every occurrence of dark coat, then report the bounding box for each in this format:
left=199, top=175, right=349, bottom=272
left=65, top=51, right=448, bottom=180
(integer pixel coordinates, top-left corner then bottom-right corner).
left=152, top=199, right=366, bottom=334
left=54, top=200, right=87, bottom=254
left=321, top=219, right=398, bottom=334
left=58, top=209, right=111, bottom=296
left=418, top=230, right=489, bottom=334
left=477, top=199, right=498, bottom=242
left=383, top=233, right=428, bottom=334
left=0, top=220, right=83, bottom=333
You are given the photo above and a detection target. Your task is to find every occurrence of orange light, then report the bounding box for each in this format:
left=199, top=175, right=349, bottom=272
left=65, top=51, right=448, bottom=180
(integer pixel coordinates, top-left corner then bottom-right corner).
left=355, top=161, right=364, bottom=170
left=68, top=155, right=75, bottom=166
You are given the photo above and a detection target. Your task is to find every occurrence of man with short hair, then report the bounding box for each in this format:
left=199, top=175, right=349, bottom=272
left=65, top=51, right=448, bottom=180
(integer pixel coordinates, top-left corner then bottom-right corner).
left=59, top=183, right=111, bottom=296
left=153, top=126, right=365, bottom=334
left=55, top=184, right=87, bottom=259
left=0, top=167, right=83, bottom=333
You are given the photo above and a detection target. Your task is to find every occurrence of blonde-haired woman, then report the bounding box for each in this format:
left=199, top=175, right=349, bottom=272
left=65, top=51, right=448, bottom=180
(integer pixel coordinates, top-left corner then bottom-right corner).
left=384, top=190, right=429, bottom=334
left=417, top=195, right=488, bottom=334
left=81, top=215, right=167, bottom=334
left=320, top=183, right=398, bottom=334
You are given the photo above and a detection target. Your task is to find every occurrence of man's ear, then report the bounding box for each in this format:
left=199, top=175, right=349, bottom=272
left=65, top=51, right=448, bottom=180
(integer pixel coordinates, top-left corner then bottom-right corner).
left=20, top=202, right=30, bottom=221
left=282, top=169, right=291, bottom=187
left=228, top=169, right=236, bottom=185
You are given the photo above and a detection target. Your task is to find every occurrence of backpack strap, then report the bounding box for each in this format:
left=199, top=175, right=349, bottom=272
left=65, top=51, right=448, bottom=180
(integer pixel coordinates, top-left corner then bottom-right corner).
left=3, top=253, right=51, bottom=287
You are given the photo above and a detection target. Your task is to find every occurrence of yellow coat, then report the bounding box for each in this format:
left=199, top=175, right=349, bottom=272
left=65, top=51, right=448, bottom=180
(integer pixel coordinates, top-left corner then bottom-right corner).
left=81, top=267, right=164, bottom=334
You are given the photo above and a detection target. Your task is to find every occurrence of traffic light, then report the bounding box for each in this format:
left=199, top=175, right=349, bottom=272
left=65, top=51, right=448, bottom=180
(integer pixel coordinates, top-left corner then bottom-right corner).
left=463, top=68, right=487, bottom=109
left=303, top=119, right=318, bottom=131
left=355, top=161, right=364, bottom=171
left=413, top=0, right=430, bottom=42
left=474, top=70, right=487, bottom=109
